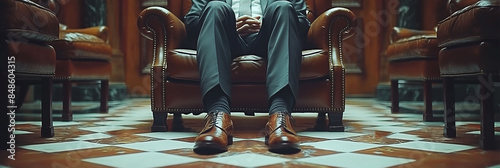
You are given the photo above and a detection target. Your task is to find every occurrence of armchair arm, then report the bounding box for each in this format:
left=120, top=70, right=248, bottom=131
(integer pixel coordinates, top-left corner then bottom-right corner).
left=390, top=27, right=436, bottom=43
left=137, top=6, right=187, bottom=68
left=307, top=7, right=356, bottom=67
left=307, top=7, right=355, bottom=112
left=63, top=26, right=109, bottom=43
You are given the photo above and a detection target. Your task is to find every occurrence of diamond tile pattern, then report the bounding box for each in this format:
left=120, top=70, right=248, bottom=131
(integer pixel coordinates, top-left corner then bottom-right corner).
left=2, top=98, right=499, bottom=168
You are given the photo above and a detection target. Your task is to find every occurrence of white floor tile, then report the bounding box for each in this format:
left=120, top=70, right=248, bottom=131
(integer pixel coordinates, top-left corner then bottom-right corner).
left=105, top=116, right=152, bottom=121
left=389, top=141, right=476, bottom=153
left=28, top=121, right=82, bottom=127
left=79, top=125, right=135, bottom=132
left=73, top=113, right=110, bottom=118
left=135, top=132, right=198, bottom=140
left=21, top=141, right=109, bottom=153
left=83, top=152, right=199, bottom=168
left=352, top=121, right=405, bottom=126
left=302, top=140, right=383, bottom=152
left=14, top=130, right=33, bottom=135
left=488, top=164, right=500, bottom=168
left=465, top=131, right=500, bottom=136
left=417, top=122, right=444, bottom=127
left=298, top=132, right=365, bottom=140
left=388, top=113, right=422, bottom=118
left=72, top=133, right=113, bottom=141
left=115, top=140, right=193, bottom=152
left=207, top=153, right=290, bottom=167
left=387, top=133, right=424, bottom=141
left=364, top=126, right=421, bottom=133
left=233, top=137, right=265, bottom=142
left=343, top=116, right=394, bottom=121
left=93, top=121, right=148, bottom=126
left=296, top=153, right=415, bottom=168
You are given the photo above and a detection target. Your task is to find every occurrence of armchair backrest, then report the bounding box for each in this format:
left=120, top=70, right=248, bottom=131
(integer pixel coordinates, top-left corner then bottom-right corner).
left=447, top=0, right=480, bottom=14
left=166, top=0, right=331, bottom=22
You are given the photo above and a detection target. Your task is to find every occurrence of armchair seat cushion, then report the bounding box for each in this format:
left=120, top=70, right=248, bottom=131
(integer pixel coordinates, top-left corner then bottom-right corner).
left=386, top=35, right=438, bottom=61
left=55, top=59, right=112, bottom=79
left=1, top=0, right=59, bottom=42
left=166, top=49, right=329, bottom=83
left=51, top=32, right=112, bottom=61
left=386, top=34, right=440, bottom=80
left=438, top=0, right=500, bottom=48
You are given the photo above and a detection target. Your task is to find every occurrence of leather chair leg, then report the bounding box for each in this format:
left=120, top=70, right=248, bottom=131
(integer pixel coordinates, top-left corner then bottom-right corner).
left=423, top=80, right=434, bottom=121
left=62, top=80, right=72, bottom=121
left=15, top=84, right=29, bottom=109
left=172, top=113, right=186, bottom=132
left=391, top=80, right=399, bottom=113
left=313, top=112, right=327, bottom=131
left=479, top=75, right=496, bottom=150
left=100, top=80, right=109, bottom=113
left=443, top=77, right=456, bottom=138
left=152, top=112, right=168, bottom=132
left=41, top=77, right=54, bottom=137
left=328, top=112, right=344, bottom=132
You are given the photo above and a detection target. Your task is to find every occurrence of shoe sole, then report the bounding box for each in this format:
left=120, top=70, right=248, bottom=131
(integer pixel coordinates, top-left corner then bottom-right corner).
left=193, top=141, right=228, bottom=155
left=268, top=142, right=301, bottom=154
left=193, top=136, right=233, bottom=155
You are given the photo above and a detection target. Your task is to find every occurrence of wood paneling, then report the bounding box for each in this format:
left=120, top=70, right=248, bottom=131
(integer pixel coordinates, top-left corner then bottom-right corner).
left=342, top=0, right=397, bottom=96
left=121, top=0, right=151, bottom=96
left=378, top=0, right=449, bottom=85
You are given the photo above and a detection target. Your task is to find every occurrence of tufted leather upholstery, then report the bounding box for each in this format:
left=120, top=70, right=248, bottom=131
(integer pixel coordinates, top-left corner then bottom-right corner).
left=437, top=0, right=499, bottom=150
left=137, top=0, right=356, bottom=132
left=1, top=0, right=59, bottom=146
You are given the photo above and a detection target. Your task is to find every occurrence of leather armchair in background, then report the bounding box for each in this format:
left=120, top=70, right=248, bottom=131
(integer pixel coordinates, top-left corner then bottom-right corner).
left=137, top=0, right=356, bottom=132
left=46, top=0, right=112, bottom=121
left=50, top=23, right=112, bottom=121
left=1, top=0, right=60, bottom=149
left=438, top=0, right=499, bottom=150
left=386, top=26, right=440, bottom=122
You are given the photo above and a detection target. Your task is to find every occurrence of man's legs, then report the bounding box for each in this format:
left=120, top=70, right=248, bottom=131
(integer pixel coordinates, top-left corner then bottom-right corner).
left=251, top=1, right=304, bottom=153
left=193, top=1, right=243, bottom=154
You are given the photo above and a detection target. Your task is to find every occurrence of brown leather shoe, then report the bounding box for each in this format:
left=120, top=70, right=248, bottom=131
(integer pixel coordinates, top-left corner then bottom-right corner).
left=193, top=111, right=233, bottom=154
left=265, top=111, right=301, bottom=154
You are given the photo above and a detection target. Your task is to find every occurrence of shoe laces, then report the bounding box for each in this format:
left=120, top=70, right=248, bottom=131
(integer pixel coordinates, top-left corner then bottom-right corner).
left=278, top=112, right=294, bottom=128
left=204, top=111, right=223, bottom=126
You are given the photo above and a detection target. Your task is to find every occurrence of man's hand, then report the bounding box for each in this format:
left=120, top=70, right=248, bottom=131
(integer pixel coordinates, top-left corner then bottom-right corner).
left=236, top=15, right=261, bottom=37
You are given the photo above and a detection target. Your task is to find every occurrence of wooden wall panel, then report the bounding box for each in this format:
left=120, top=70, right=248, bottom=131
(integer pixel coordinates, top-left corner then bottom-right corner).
left=343, top=0, right=395, bottom=96
left=122, top=0, right=151, bottom=96
left=378, top=0, right=449, bottom=85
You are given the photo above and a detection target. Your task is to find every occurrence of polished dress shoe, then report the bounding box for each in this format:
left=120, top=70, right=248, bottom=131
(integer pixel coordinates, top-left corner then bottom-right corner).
left=193, top=111, right=233, bottom=154
left=265, top=111, right=301, bottom=154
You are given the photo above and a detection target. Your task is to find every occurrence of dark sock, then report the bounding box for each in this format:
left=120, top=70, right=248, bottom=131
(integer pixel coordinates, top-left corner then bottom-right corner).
left=204, top=86, right=231, bottom=114
left=269, top=87, right=294, bottom=115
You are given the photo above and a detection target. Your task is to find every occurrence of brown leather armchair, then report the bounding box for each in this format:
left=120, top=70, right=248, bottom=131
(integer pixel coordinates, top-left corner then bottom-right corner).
left=386, top=27, right=440, bottom=122
left=50, top=24, right=112, bottom=121
left=438, top=0, right=499, bottom=150
left=137, top=0, right=355, bottom=132
left=1, top=0, right=59, bottom=149
left=48, top=0, right=112, bottom=121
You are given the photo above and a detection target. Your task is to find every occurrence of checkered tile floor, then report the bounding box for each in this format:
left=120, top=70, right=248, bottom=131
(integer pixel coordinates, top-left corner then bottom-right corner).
left=1, top=98, right=499, bottom=168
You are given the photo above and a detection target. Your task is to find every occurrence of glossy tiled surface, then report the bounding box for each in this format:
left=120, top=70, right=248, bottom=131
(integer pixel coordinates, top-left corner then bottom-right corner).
left=1, top=98, right=499, bottom=168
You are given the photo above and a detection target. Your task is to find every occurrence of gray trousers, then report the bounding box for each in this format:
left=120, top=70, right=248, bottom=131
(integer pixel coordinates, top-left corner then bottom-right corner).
left=192, top=1, right=307, bottom=105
